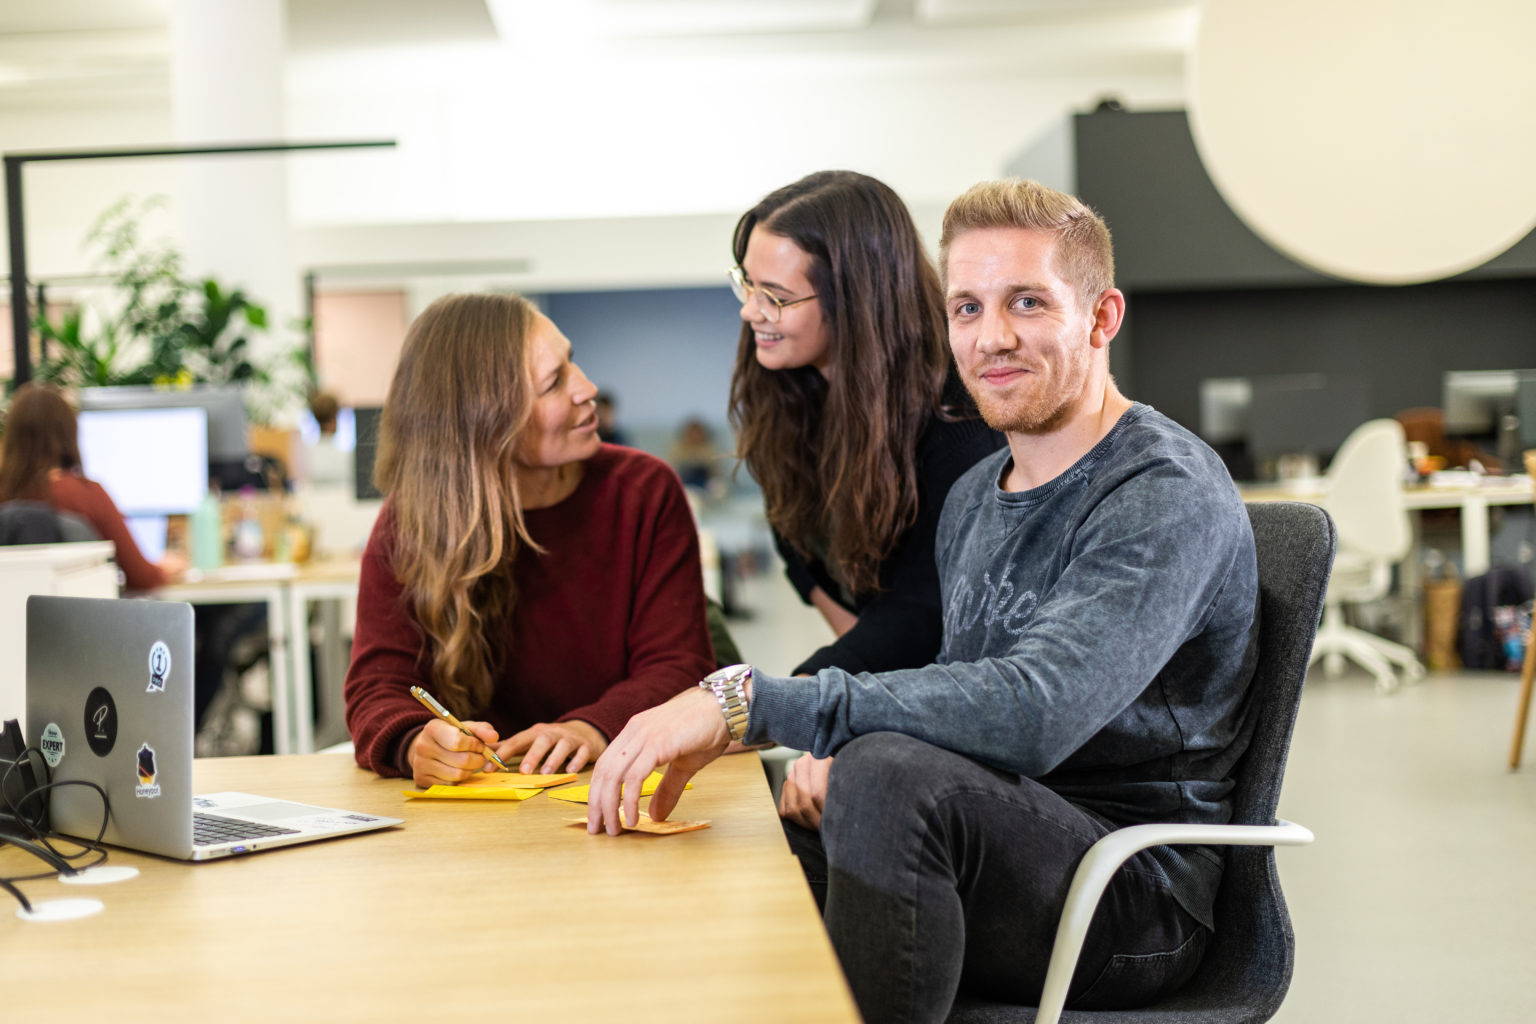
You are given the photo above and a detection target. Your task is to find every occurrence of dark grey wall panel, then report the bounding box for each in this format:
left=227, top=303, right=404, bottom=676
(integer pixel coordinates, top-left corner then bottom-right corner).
left=1060, top=108, right=1536, bottom=438
left=1073, top=109, right=1536, bottom=291
left=1128, top=277, right=1536, bottom=433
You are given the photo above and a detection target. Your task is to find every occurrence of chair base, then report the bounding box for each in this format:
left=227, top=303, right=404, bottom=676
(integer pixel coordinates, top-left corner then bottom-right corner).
left=1310, top=603, right=1425, bottom=694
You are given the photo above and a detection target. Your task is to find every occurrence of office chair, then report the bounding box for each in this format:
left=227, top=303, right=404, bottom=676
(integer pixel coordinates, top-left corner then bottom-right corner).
left=0, top=502, right=99, bottom=545
left=947, top=501, right=1334, bottom=1024
left=1507, top=450, right=1536, bottom=770
left=1308, top=418, right=1425, bottom=693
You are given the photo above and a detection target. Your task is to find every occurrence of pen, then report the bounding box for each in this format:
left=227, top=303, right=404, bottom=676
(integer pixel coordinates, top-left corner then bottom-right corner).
left=409, top=685, right=512, bottom=772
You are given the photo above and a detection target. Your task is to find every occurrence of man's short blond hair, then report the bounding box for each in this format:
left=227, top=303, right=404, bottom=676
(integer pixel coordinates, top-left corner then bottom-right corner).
left=939, top=179, right=1115, bottom=307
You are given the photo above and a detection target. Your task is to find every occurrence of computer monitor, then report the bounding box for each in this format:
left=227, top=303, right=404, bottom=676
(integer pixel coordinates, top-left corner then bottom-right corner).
left=353, top=406, right=384, bottom=501
left=1520, top=375, right=1536, bottom=447
left=1442, top=370, right=1520, bottom=434
left=77, top=385, right=248, bottom=462
left=76, top=406, right=209, bottom=515
left=1245, top=374, right=1373, bottom=464
left=1197, top=378, right=1253, bottom=445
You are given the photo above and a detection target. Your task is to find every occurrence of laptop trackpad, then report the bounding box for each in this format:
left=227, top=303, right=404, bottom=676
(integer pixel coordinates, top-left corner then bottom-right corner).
left=228, top=800, right=326, bottom=822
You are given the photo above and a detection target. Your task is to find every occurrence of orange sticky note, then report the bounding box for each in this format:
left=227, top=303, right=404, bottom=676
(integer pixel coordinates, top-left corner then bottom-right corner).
left=565, top=812, right=710, bottom=835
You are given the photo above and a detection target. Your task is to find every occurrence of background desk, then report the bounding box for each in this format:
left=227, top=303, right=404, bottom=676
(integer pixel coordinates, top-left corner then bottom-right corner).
left=156, top=558, right=362, bottom=755
left=1239, top=477, right=1533, bottom=576
left=2, top=752, right=859, bottom=1023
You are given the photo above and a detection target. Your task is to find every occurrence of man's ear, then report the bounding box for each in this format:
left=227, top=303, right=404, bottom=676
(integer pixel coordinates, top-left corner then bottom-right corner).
left=1089, top=288, right=1126, bottom=348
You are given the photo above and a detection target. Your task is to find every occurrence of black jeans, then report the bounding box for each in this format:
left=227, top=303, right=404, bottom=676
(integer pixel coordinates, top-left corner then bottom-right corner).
left=783, top=732, right=1208, bottom=1024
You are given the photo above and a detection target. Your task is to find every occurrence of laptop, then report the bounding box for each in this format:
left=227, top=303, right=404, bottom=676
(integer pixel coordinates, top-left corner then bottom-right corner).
left=25, top=595, right=402, bottom=861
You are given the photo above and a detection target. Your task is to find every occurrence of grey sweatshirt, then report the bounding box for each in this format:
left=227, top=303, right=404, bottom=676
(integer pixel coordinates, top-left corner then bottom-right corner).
left=746, top=404, right=1260, bottom=927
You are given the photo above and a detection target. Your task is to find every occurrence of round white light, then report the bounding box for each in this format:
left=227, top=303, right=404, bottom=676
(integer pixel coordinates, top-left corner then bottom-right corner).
left=1188, top=0, right=1536, bottom=284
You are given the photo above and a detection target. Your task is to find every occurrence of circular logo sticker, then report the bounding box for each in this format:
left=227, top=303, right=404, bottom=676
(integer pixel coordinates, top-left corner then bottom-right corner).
left=84, top=687, right=118, bottom=757
left=147, top=641, right=172, bottom=693
left=40, top=722, right=66, bottom=768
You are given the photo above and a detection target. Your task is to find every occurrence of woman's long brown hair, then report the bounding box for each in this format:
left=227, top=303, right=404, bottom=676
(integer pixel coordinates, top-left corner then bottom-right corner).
left=729, top=171, right=953, bottom=595
left=374, top=293, right=541, bottom=714
left=0, top=384, right=82, bottom=502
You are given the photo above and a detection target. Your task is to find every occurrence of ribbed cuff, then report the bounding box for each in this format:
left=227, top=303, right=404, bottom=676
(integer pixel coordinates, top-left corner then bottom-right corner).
left=743, top=670, right=821, bottom=752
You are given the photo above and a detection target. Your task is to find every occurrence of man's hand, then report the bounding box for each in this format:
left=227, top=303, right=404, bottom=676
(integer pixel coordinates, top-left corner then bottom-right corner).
left=778, top=753, right=833, bottom=829
left=407, top=718, right=501, bottom=787
left=501, top=719, right=608, bottom=774
left=586, top=687, right=731, bottom=836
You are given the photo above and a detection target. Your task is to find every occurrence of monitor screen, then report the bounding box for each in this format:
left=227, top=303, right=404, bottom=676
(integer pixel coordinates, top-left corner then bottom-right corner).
left=1519, top=375, right=1536, bottom=447
left=1245, top=374, right=1373, bottom=462
left=1442, top=369, right=1532, bottom=434
left=353, top=406, right=384, bottom=501
left=77, top=385, right=248, bottom=462
left=76, top=407, right=209, bottom=515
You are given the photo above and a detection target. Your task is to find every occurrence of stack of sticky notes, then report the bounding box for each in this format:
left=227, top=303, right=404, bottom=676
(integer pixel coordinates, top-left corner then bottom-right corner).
left=403, top=771, right=578, bottom=800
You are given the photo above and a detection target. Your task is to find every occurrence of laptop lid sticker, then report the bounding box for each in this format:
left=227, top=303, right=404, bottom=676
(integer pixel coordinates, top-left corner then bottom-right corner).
left=147, top=641, right=171, bottom=693
left=135, top=743, right=161, bottom=799
left=84, top=687, right=117, bottom=756
left=40, top=722, right=65, bottom=768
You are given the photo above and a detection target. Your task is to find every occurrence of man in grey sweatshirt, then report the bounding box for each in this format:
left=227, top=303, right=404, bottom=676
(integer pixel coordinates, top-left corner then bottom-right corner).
left=588, top=178, right=1258, bottom=1024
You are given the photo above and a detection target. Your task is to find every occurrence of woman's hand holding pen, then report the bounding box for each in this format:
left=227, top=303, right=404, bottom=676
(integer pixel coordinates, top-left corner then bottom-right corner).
left=408, top=718, right=503, bottom=788
left=502, top=720, right=608, bottom=775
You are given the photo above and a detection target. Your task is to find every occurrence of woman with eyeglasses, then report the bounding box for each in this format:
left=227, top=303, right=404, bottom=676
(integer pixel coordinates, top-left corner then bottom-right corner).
left=343, top=293, right=716, bottom=788
left=728, top=171, right=1004, bottom=828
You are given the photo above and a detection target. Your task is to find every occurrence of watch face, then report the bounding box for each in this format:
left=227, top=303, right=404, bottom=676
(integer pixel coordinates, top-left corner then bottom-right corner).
left=706, top=663, right=750, bottom=684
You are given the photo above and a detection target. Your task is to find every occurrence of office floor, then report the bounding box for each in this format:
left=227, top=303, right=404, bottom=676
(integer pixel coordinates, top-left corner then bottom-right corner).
left=725, top=564, right=1536, bottom=1024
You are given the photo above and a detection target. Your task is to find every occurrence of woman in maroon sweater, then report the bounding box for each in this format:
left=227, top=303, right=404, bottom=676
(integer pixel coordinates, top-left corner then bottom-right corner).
left=343, top=293, right=715, bottom=787
left=0, top=383, right=182, bottom=590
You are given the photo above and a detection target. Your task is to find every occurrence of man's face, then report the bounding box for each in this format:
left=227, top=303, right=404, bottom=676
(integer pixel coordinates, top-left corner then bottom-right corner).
left=944, top=226, right=1101, bottom=435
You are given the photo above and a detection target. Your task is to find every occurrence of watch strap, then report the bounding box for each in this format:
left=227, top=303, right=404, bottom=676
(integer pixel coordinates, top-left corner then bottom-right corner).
left=700, top=664, right=751, bottom=743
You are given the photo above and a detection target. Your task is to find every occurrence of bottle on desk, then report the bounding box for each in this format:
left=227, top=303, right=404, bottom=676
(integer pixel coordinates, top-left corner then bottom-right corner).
left=191, top=486, right=224, bottom=572
left=232, top=486, right=265, bottom=561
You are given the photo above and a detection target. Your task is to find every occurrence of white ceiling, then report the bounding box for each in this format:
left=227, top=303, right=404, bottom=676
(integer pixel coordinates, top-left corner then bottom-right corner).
left=0, top=0, right=1197, bottom=290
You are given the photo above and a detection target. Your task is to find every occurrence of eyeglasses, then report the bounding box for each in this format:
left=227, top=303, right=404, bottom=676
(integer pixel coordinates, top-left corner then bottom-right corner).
left=728, top=266, right=817, bottom=324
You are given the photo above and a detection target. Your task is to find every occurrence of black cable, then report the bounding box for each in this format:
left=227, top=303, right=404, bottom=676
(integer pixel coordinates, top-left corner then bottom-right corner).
left=0, top=745, right=112, bottom=911
left=0, top=874, right=31, bottom=914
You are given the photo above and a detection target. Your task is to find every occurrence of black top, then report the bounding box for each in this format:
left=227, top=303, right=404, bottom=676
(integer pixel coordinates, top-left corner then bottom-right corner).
left=777, top=414, right=1006, bottom=675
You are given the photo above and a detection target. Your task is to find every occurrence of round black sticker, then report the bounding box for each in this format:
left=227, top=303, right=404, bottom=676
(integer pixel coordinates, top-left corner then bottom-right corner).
left=84, top=687, right=117, bottom=757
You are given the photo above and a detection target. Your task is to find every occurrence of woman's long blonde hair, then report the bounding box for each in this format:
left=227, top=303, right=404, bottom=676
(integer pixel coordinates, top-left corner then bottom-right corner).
left=374, top=293, right=542, bottom=714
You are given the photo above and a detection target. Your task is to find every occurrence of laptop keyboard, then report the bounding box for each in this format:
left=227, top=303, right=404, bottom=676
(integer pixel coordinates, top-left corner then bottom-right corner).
left=192, top=812, right=302, bottom=847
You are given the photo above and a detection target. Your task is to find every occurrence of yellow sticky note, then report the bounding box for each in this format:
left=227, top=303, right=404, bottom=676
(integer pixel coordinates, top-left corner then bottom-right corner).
left=546, top=771, right=686, bottom=804
left=462, top=771, right=578, bottom=790
left=401, top=770, right=577, bottom=800
left=403, top=785, right=544, bottom=801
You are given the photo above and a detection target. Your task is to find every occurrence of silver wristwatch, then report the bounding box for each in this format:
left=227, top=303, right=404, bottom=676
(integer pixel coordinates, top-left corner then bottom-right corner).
left=700, top=663, right=752, bottom=743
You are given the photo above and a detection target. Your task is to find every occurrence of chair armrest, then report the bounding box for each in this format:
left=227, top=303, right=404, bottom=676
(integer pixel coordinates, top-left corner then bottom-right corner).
left=1035, top=820, right=1314, bottom=1024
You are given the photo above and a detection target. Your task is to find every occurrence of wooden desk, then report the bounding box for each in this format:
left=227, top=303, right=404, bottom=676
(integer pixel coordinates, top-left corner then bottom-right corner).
left=1, top=753, right=859, bottom=1023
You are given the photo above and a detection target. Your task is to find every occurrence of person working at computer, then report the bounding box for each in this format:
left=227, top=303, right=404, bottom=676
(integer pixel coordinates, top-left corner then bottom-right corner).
left=0, top=383, right=186, bottom=588
left=302, top=390, right=352, bottom=488
left=726, top=171, right=1004, bottom=827
left=343, top=293, right=716, bottom=788
left=587, top=179, right=1259, bottom=1022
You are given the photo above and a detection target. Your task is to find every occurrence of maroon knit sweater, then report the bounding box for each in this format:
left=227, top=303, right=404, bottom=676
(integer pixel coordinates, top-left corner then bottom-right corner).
left=343, top=445, right=715, bottom=777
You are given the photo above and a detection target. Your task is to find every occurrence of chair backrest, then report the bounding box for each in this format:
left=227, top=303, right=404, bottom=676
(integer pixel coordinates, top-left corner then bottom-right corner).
left=945, top=502, right=1337, bottom=1024
left=1150, top=501, right=1335, bottom=1023
left=0, top=501, right=99, bottom=546
left=1322, top=419, right=1408, bottom=561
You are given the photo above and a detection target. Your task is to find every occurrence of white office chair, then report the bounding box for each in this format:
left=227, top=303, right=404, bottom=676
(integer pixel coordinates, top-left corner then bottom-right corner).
left=1309, top=418, right=1426, bottom=693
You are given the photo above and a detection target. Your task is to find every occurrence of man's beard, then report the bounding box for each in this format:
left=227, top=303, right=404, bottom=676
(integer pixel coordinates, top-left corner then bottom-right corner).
left=963, top=345, right=1092, bottom=435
